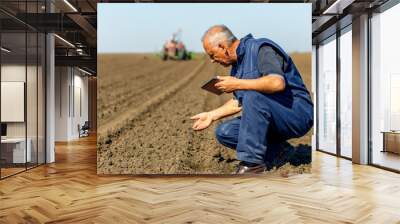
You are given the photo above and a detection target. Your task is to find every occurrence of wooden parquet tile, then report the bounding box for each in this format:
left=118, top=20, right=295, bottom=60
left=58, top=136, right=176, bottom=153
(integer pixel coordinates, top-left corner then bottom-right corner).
left=1, top=135, right=400, bottom=223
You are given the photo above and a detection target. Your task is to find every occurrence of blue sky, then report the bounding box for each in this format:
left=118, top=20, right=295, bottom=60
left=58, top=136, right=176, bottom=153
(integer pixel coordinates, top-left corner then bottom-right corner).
left=98, top=3, right=311, bottom=53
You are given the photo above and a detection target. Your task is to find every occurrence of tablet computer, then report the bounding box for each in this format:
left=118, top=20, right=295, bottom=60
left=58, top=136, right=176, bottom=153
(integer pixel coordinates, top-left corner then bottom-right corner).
left=201, top=77, right=223, bottom=95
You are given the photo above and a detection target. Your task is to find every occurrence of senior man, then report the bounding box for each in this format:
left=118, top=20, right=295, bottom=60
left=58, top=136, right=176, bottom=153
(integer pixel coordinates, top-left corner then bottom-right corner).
left=191, top=25, right=313, bottom=174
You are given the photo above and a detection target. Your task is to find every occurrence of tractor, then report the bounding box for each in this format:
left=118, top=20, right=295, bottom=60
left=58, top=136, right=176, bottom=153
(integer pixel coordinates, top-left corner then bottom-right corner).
left=161, top=30, right=192, bottom=61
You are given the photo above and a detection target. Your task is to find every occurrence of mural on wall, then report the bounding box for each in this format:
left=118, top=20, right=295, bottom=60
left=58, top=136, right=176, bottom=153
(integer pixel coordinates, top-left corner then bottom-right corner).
left=97, top=3, right=314, bottom=174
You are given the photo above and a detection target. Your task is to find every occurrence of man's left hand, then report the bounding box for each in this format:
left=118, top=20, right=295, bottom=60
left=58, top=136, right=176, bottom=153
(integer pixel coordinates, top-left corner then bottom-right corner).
left=215, top=76, right=240, bottom=93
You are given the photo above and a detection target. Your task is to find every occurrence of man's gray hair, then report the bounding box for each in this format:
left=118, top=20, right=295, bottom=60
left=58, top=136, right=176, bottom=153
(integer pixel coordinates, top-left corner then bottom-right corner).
left=201, top=25, right=237, bottom=47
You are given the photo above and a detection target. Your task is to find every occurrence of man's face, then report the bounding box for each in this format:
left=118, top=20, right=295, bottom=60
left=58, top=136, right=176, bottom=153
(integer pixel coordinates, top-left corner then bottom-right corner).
left=203, top=39, right=233, bottom=67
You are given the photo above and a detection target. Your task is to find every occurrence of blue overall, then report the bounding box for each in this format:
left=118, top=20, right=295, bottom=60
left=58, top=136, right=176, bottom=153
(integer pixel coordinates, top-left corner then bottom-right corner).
left=215, top=34, right=314, bottom=165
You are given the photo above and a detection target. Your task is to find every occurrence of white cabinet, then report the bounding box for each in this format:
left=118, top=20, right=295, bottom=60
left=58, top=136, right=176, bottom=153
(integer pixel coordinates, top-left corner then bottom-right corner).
left=1, top=138, right=32, bottom=163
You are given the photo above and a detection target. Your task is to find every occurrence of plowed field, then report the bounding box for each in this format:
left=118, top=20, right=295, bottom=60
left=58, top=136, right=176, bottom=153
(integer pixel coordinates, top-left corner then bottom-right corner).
left=97, top=53, right=312, bottom=174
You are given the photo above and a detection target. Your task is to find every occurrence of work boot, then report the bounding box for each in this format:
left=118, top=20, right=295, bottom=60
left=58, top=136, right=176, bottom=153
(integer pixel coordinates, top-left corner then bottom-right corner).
left=266, top=143, right=311, bottom=170
left=288, top=144, right=311, bottom=166
left=233, top=161, right=266, bottom=174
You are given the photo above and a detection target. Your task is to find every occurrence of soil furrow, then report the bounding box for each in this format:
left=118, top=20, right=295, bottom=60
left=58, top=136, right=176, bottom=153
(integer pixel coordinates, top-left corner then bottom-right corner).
left=98, top=58, right=201, bottom=123
left=98, top=59, right=237, bottom=174
left=99, top=64, right=195, bottom=123
left=97, top=53, right=312, bottom=175
left=98, top=59, right=207, bottom=139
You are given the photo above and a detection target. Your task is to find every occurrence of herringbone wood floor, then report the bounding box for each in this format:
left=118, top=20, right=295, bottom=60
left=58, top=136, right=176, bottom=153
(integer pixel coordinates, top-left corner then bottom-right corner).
left=1, top=135, right=400, bottom=224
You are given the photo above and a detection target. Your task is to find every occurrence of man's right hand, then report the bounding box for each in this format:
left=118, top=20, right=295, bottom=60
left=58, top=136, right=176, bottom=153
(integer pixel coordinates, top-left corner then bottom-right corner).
left=190, top=112, right=213, bottom=131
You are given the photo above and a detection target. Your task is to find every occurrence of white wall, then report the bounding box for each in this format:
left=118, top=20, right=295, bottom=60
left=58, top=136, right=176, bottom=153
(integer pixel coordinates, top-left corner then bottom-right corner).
left=1, top=65, right=35, bottom=139
left=1, top=64, right=26, bottom=81
left=1, top=64, right=45, bottom=164
left=55, top=67, right=89, bottom=141
left=1, top=65, right=26, bottom=137
left=55, top=66, right=69, bottom=141
left=72, top=73, right=89, bottom=138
